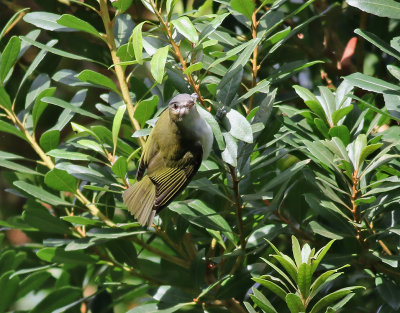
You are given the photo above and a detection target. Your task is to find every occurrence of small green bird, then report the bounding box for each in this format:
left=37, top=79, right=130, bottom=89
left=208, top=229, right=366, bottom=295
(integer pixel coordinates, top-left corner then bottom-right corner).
left=123, top=93, right=213, bottom=226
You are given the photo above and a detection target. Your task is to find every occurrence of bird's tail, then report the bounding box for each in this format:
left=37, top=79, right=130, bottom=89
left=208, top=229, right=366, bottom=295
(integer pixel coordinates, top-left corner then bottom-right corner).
left=123, top=176, right=156, bottom=226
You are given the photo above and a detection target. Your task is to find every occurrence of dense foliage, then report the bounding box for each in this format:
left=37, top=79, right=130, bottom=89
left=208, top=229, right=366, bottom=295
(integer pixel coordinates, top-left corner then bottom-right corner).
left=0, top=0, right=399, bottom=312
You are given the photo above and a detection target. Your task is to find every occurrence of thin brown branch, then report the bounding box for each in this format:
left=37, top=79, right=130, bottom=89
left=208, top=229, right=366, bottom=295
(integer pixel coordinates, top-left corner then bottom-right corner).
left=228, top=165, right=245, bottom=251
left=98, top=0, right=145, bottom=147
left=248, top=7, right=260, bottom=112
left=148, top=0, right=209, bottom=110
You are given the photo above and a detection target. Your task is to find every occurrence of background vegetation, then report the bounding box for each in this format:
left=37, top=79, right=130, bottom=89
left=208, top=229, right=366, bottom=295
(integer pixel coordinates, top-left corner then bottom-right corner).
left=0, top=0, right=399, bottom=312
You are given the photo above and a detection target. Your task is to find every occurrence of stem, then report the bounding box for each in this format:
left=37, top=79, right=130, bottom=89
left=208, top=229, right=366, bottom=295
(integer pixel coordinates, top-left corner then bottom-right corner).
left=3, top=108, right=115, bottom=226
left=98, top=0, right=145, bottom=147
left=248, top=7, right=260, bottom=112
left=350, top=169, right=361, bottom=240
left=148, top=0, right=209, bottom=110
left=228, top=165, right=245, bottom=251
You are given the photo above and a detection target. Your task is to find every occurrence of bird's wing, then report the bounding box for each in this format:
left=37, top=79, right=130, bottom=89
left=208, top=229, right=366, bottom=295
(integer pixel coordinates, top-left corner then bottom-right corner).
left=149, top=143, right=203, bottom=209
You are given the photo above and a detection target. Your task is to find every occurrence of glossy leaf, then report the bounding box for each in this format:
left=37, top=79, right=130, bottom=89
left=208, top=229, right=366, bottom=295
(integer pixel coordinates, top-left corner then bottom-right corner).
left=32, top=87, right=56, bottom=129
left=223, top=108, right=253, bottom=143
left=134, top=95, right=158, bottom=126
left=0, top=85, right=12, bottom=111
left=286, top=293, right=305, bottom=313
left=112, top=156, right=127, bottom=179
left=250, top=288, right=278, bottom=313
left=309, top=287, right=364, bottom=313
left=171, top=17, right=199, bottom=43
left=42, top=96, right=100, bottom=120
left=40, top=130, right=60, bottom=152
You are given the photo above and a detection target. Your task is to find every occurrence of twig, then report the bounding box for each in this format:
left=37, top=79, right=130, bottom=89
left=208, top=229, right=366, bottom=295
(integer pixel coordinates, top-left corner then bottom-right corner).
left=98, top=0, right=145, bottom=147
left=148, top=0, right=209, bottom=110
left=248, top=6, right=260, bottom=112
left=228, top=165, right=245, bottom=251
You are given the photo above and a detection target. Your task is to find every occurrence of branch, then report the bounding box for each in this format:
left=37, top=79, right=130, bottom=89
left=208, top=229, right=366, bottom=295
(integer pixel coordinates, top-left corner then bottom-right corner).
left=148, top=0, right=209, bottom=110
left=248, top=7, right=260, bottom=112
left=98, top=0, right=145, bottom=147
left=228, top=165, right=245, bottom=251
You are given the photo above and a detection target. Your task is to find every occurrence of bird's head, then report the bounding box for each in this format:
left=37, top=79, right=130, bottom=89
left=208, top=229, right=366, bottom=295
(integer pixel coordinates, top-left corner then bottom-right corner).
left=168, top=93, right=198, bottom=122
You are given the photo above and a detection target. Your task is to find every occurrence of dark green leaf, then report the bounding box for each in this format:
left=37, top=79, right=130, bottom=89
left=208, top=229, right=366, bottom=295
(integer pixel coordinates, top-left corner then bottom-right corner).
left=0, top=159, right=39, bottom=175
left=57, top=14, right=102, bottom=38
left=250, top=288, right=278, bottom=313
left=44, top=168, right=77, bottom=193
left=31, top=286, right=82, bottom=313
left=0, top=36, right=21, bottom=82
left=42, top=96, right=100, bottom=120
left=36, top=247, right=97, bottom=264
left=17, top=271, right=51, bottom=299
left=0, top=271, right=20, bottom=313
left=40, top=129, right=60, bottom=152
left=217, top=65, right=243, bottom=107
left=0, top=120, right=25, bottom=139
left=329, top=125, right=350, bottom=146
left=112, top=0, right=133, bottom=13
left=134, top=95, right=158, bottom=126
left=0, top=85, right=12, bottom=110
left=112, top=156, right=128, bottom=179
left=355, top=29, right=400, bottom=61
left=32, top=87, right=56, bottom=129
left=14, top=181, right=71, bottom=206
left=286, top=293, right=305, bottom=313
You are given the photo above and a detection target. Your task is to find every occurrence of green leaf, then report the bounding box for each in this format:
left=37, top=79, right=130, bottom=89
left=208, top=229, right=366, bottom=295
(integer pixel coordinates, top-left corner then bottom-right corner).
left=0, top=8, right=30, bottom=39
left=298, top=263, right=312, bottom=298
left=359, top=143, right=382, bottom=166
left=169, top=200, right=233, bottom=233
left=25, top=73, right=51, bottom=109
left=231, top=0, right=255, bottom=20
left=112, top=156, right=128, bottom=179
left=354, top=29, right=400, bottom=61
left=376, top=276, right=400, bottom=310
left=112, top=0, right=133, bottom=12
left=36, top=247, right=97, bottom=264
left=0, top=271, right=20, bottom=313
left=221, top=131, right=237, bottom=166
left=250, top=288, right=278, bottom=313
left=77, top=70, right=120, bottom=94
left=171, top=17, right=199, bottom=43
left=44, top=168, right=77, bottom=193
left=346, top=0, right=400, bottom=19
left=217, top=65, right=243, bottom=107
left=150, top=46, right=169, bottom=84
left=293, top=85, right=325, bottom=119
left=130, top=21, right=145, bottom=65
left=292, top=235, right=302, bottom=268
left=14, top=181, right=71, bottom=206
left=112, top=104, right=126, bottom=155
left=42, top=96, right=100, bottom=120
left=309, top=286, right=364, bottom=313
left=20, top=36, right=102, bottom=65
left=197, top=104, right=225, bottom=150
left=332, top=104, right=353, bottom=125
left=345, top=72, right=400, bottom=94
left=310, top=266, right=349, bottom=300
left=244, top=301, right=258, bottom=313
left=40, top=130, right=60, bottom=152
left=311, top=239, right=335, bottom=274
left=252, top=277, right=287, bottom=300
left=57, top=14, right=102, bottom=38
left=0, top=120, right=25, bottom=140
left=17, top=271, right=51, bottom=299
left=0, top=36, right=21, bottom=82
left=134, top=95, right=158, bottom=126
left=314, top=118, right=329, bottom=138
left=184, top=62, right=203, bottom=75
left=23, top=12, right=69, bottom=31
left=61, top=216, right=103, bottom=226
left=329, top=125, right=350, bottom=146
left=31, top=286, right=82, bottom=313
left=32, top=87, right=56, bottom=129
left=223, top=108, right=253, bottom=143
left=286, top=293, right=306, bottom=313
left=0, top=85, right=12, bottom=111
left=0, top=159, right=39, bottom=175
left=47, top=149, right=98, bottom=162
left=24, top=201, right=72, bottom=234
left=271, top=255, right=298, bottom=283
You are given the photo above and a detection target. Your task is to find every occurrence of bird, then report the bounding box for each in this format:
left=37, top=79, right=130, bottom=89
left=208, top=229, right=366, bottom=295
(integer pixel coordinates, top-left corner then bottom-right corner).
left=123, top=93, right=213, bottom=226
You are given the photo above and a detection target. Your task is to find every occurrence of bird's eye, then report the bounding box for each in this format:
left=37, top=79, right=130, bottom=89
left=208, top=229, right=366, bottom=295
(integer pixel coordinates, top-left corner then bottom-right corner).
left=173, top=103, right=178, bottom=110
